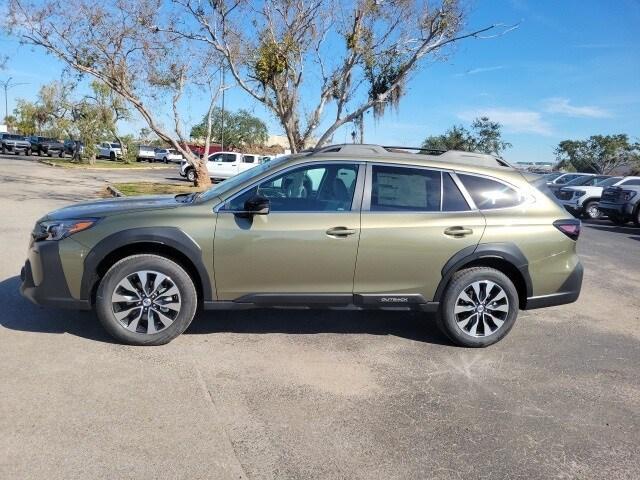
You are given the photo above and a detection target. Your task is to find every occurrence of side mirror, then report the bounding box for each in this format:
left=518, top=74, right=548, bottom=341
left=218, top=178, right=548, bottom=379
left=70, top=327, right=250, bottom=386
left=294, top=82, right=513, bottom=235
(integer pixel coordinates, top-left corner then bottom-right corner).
left=243, top=195, right=270, bottom=215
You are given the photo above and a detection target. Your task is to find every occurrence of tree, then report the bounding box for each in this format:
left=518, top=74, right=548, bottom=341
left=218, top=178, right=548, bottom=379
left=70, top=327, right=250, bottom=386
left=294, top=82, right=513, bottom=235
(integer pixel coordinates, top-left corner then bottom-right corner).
left=555, top=135, right=640, bottom=174
left=191, top=108, right=268, bottom=149
left=161, top=0, right=515, bottom=152
left=6, top=0, right=223, bottom=186
left=421, top=116, right=511, bottom=156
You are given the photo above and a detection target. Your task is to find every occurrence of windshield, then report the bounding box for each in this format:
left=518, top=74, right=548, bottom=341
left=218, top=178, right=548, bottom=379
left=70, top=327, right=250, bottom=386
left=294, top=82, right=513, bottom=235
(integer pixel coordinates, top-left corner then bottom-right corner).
left=110, top=143, right=121, bottom=148
left=597, top=176, right=623, bottom=187
left=3, top=134, right=24, bottom=140
left=543, top=173, right=562, bottom=181
left=196, top=156, right=291, bottom=203
left=564, top=175, right=601, bottom=187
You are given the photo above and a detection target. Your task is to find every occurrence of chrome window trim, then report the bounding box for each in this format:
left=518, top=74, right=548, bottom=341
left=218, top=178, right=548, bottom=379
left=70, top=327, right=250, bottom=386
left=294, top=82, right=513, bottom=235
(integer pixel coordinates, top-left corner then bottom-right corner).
left=214, top=160, right=365, bottom=214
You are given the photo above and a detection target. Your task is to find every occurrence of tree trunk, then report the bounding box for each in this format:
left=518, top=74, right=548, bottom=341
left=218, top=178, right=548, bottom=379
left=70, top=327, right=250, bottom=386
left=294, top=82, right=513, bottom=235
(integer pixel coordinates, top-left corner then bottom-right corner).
left=185, top=152, right=211, bottom=187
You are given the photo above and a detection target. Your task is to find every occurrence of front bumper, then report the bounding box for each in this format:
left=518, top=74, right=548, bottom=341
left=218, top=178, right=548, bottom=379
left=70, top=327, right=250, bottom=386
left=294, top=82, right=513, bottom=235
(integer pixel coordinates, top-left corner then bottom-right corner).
left=20, top=241, right=90, bottom=310
left=4, top=143, right=31, bottom=152
left=523, top=261, right=583, bottom=310
left=598, top=201, right=633, bottom=217
left=560, top=199, right=583, bottom=216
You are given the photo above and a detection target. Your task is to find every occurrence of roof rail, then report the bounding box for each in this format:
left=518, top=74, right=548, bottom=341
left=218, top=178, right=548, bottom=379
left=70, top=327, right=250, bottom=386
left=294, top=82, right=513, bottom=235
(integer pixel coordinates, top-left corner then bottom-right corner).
left=382, top=146, right=447, bottom=155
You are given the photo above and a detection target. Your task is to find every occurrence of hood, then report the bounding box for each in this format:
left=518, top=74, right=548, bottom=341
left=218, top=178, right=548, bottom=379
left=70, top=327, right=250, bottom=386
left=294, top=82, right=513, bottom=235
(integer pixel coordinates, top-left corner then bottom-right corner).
left=44, top=195, right=184, bottom=221
left=561, top=185, right=602, bottom=192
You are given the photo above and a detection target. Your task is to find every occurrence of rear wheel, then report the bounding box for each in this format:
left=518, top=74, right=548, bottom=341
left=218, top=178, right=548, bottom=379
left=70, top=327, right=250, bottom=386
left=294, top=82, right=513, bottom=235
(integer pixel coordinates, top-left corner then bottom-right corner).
left=437, top=267, right=519, bottom=348
left=583, top=200, right=602, bottom=220
left=95, top=254, right=198, bottom=345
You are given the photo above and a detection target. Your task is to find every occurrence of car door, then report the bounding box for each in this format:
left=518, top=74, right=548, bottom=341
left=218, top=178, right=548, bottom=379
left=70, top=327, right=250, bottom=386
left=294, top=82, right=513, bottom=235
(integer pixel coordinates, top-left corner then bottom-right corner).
left=213, top=161, right=364, bottom=302
left=353, top=163, right=485, bottom=303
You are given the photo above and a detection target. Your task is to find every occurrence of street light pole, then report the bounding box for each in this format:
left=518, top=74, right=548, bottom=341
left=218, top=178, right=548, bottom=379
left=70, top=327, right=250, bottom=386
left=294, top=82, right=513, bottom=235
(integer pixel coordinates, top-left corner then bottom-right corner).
left=0, top=77, right=29, bottom=126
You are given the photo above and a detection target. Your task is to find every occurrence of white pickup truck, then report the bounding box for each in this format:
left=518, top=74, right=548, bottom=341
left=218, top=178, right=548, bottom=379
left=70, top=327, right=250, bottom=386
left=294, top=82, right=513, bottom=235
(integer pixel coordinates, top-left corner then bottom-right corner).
left=179, top=151, right=262, bottom=182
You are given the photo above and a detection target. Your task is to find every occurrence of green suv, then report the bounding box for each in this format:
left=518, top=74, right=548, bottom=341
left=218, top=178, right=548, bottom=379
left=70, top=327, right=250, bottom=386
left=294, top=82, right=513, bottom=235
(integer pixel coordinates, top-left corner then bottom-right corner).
left=20, top=145, right=583, bottom=347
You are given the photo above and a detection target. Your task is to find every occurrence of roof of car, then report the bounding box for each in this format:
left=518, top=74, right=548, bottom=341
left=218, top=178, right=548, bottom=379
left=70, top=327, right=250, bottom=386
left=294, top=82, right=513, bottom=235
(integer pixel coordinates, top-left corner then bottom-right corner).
left=297, top=144, right=516, bottom=176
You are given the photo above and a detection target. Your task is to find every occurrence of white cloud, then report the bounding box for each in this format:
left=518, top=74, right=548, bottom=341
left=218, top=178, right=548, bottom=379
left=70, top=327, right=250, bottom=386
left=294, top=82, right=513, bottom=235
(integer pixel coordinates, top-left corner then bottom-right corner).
left=458, top=108, right=553, bottom=136
left=543, top=97, right=611, bottom=118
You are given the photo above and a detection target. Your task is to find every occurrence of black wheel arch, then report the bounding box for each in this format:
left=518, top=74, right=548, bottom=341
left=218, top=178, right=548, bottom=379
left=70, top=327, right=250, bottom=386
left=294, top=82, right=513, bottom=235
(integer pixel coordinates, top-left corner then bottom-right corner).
left=80, top=227, right=213, bottom=305
left=434, top=243, right=532, bottom=309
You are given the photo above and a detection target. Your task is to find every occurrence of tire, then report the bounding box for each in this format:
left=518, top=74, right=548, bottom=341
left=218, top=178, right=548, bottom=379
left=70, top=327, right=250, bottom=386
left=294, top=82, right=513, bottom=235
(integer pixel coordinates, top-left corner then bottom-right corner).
left=58, top=150, right=64, bottom=158
left=1, top=145, right=6, bottom=154
left=583, top=200, right=602, bottom=220
left=163, top=157, right=169, bottom=164
left=609, top=214, right=627, bottom=225
left=95, top=254, right=198, bottom=345
left=186, top=168, right=196, bottom=183
left=47, top=151, right=52, bottom=157
left=437, top=267, right=519, bottom=348
left=26, top=148, right=31, bottom=156
left=110, top=152, right=116, bottom=161
left=633, top=206, right=640, bottom=227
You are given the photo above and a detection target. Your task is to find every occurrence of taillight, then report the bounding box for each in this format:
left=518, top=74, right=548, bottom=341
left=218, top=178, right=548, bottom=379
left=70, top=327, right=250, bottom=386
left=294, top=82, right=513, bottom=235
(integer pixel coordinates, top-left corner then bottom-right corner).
left=553, top=219, right=581, bottom=241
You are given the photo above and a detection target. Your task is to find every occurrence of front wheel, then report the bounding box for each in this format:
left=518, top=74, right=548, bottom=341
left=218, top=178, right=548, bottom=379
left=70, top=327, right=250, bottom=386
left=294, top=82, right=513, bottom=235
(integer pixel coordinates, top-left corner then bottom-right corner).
left=186, top=168, right=196, bottom=183
left=95, top=254, right=198, bottom=345
left=163, top=157, right=169, bottom=164
left=437, top=267, right=519, bottom=348
left=583, top=200, right=602, bottom=220
left=110, top=152, right=116, bottom=161
left=633, top=207, right=640, bottom=227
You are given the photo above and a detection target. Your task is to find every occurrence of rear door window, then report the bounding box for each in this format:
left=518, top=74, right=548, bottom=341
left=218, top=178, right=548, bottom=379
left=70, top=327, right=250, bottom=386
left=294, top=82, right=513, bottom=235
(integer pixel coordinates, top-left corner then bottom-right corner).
left=370, top=165, right=441, bottom=212
left=458, top=174, right=523, bottom=209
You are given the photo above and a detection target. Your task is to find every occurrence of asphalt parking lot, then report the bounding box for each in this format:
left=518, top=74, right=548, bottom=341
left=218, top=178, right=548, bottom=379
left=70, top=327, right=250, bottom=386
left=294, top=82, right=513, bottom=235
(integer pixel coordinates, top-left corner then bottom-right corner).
left=1, top=153, right=638, bottom=479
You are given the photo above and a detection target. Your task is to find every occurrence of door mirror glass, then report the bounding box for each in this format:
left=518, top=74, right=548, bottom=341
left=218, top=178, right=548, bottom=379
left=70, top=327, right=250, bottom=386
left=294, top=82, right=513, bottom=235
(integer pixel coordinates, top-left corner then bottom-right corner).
left=243, top=195, right=270, bottom=215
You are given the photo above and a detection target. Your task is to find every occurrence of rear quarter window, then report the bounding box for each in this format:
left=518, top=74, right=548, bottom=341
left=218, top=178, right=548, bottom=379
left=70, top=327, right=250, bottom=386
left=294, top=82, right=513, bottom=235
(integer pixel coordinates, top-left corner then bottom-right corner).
left=458, top=174, right=524, bottom=210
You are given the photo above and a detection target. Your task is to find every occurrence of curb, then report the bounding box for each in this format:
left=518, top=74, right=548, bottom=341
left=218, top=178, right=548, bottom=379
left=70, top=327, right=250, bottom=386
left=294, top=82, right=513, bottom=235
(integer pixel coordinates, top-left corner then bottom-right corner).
left=107, top=185, right=125, bottom=197
left=37, top=159, right=174, bottom=171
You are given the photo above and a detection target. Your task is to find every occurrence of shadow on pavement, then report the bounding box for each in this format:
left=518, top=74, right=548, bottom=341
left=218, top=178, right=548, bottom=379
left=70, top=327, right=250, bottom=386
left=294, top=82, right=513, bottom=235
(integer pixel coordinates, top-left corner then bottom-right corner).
left=0, top=276, right=114, bottom=343
left=1, top=275, right=451, bottom=346
left=187, top=307, right=452, bottom=345
left=583, top=223, right=639, bottom=235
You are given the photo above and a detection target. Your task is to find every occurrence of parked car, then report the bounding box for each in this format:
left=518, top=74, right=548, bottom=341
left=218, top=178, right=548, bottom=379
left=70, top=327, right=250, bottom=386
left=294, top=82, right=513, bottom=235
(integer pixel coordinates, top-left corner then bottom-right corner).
left=154, top=148, right=183, bottom=164
left=136, top=145, right=156, bottom=162
left=546, top=173, right=595, bottom=193
left=28, top=136, right=65, bottom=157
left=21, top=143, right=583, bottom=347
left=1, top=133, right=31, bottom=155
left=97, top=142, right=122, bottom=160
left=63, top=140, right=85, bottom=156
left=598, top=184, right=640, bottom=226
left=179, top=151, right=259, bottom=182
left=556, top=176, right=640, bottom=219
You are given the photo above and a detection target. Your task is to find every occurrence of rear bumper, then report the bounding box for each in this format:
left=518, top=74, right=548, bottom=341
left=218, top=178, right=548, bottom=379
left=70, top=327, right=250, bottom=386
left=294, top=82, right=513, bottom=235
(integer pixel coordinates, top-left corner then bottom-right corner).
left=523, top=261, right=583, bottom=310
left=20, top=241, right=90, bottom=310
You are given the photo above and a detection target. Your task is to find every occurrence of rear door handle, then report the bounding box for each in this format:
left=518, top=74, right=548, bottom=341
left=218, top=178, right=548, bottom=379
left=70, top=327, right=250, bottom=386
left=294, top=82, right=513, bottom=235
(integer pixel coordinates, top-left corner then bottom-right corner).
left=326, top=227, right=357, bottom=237
left=444, top=226, right=474, bottom=237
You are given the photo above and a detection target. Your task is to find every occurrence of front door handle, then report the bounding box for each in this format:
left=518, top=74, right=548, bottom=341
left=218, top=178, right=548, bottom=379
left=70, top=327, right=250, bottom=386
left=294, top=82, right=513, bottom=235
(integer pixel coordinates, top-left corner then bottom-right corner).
left=444, top=226, right=474, bottom=237
left=326, top=227, right=357, bottom=237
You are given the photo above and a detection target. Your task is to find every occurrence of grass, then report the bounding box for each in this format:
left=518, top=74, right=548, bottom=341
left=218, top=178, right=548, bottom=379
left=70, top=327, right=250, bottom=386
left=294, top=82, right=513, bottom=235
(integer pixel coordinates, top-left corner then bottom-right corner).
left=110, top=182, right=206, bottom=196
left=41, top=158, right=167, bottom=169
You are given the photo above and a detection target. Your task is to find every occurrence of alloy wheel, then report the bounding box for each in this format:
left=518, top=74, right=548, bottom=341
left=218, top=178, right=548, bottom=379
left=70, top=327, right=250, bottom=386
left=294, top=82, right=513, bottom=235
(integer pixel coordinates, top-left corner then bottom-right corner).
left=454, top=280, right=509, bottom=338
left=111, top=270, right=181, bottom=334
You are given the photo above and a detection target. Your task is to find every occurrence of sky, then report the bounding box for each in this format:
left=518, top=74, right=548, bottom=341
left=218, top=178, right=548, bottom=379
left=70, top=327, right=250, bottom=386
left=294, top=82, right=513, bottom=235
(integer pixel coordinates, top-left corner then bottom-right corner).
left=1, top=0, right=639, bottom=163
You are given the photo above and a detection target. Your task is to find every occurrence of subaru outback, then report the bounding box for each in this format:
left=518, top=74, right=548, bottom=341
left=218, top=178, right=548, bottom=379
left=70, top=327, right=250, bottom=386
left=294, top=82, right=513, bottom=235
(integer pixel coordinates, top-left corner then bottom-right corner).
left=20, top=144, right=583, bottom=347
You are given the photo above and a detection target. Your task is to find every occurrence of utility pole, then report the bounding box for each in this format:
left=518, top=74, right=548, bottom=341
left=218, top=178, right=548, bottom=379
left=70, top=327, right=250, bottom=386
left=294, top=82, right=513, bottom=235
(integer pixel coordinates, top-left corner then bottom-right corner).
left=220, top=65, right=225, bottom=152
left=0, top=77, right=28, bottom=126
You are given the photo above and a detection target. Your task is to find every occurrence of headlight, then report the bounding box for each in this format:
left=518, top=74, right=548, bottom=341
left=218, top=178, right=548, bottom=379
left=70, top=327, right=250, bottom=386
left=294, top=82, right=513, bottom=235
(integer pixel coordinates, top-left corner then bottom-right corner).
left=622, top=191, right=637, bottom=201
left=33, top=218, right=99, bottom=241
